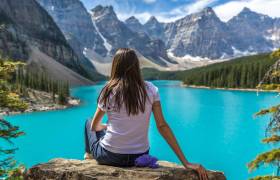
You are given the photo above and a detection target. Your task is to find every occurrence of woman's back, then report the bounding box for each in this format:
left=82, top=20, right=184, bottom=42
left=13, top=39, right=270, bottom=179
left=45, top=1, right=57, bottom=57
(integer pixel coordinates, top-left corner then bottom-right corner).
left=99, top=81, right=160, bottom=154
left=85, top=48, right=208, bottom=179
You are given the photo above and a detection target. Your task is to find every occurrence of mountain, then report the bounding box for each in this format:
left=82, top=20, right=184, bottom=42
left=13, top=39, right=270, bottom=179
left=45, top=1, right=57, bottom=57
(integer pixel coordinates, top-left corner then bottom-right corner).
left=141, top=7, right=280, bottom=61
left=143, top=16, right=165, bottom=40
left=164, top=7, right=233, bottom=59
left=125, top=16, right=165, bottom=41
left=227, top=7, right=275, bottom=54
left=90, top=5, right=175, bottom=66
left=36, top=0, right=107, bottom=57
left=125, top=16, right=146, bottom=34
left=0, top=0, right=95, bottom=86
left=271, top=19, right=280, bottom=47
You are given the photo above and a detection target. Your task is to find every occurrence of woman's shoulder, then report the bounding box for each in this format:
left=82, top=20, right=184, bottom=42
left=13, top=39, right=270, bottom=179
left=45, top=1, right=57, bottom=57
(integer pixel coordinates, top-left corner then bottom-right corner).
left=144, top=81, right=159, bottom=93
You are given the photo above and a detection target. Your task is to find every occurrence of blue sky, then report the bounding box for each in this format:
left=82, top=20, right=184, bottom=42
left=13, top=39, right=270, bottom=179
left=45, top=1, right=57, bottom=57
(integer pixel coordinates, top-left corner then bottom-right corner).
left=81, top=0, right=280, bottom=23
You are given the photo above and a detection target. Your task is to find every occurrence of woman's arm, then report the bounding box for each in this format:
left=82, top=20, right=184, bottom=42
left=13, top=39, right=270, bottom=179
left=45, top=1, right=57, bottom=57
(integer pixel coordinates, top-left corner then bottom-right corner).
left=152, top=101, right=208, bottom=180
left=91, top=107, right=107, bottom=131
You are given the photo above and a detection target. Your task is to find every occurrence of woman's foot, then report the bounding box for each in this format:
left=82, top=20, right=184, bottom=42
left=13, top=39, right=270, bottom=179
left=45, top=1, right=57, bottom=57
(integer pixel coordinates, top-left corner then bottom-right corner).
left=84, top=152, right=93, bottom=160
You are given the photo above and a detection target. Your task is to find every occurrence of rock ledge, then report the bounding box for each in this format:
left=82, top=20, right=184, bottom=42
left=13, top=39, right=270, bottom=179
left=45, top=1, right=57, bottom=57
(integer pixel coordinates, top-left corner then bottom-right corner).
left=25, top=158, right=226, bottom=180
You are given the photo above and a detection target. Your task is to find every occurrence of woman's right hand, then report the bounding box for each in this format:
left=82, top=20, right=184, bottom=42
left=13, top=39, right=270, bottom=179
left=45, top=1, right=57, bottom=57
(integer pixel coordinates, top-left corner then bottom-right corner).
left=184, top=163, right=209, bottom=180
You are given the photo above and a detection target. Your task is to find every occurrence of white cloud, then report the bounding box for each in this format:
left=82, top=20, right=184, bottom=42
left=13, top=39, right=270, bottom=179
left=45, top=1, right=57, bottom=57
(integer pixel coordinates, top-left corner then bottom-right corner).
left=117, top=0, right=217, bottom=23
left=214, top=0, right=280, bottom=22
left=153, top=0, right=217, bottom=23
left=143, top=0, right=157, bottom=4
left=184, top=0, right=217, bottom=14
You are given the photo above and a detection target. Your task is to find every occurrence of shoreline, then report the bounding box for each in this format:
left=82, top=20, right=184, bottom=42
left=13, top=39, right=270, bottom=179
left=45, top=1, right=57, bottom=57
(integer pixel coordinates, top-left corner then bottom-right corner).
left=0, top=98, right=81, bottom=117
left=181, top=83, right=279, bottom=93
left=0, top=97, right=81, bottom=117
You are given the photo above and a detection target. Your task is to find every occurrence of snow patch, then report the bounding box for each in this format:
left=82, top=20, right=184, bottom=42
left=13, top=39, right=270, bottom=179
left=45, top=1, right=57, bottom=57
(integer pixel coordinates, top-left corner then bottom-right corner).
left=192, top=17, right=202, bottom=22
left=167, top=50, right=211, bottom=62
left=165, top=50, right=223, bottom=71
left=265, top=29, right=280, bottom=42
left=231, top=46, right=257, bottom=57
left=90, top=14, right=112, bottom=55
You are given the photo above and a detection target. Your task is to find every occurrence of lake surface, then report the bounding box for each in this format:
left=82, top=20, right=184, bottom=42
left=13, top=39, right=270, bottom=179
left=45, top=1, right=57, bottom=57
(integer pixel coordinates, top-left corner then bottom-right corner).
left=4, top=80, right=279, bottom=180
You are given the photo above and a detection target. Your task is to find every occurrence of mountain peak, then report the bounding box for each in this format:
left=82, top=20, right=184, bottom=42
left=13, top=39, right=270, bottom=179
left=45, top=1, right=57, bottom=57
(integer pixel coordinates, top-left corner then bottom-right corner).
left=149, top=16, right=157, bottom=21
left=241, top=7, right=252, bottom=13
left=91, top=5, right=116, bottom=19
left=145, top=16, right=160, bottom=25
left=125, top=16, right=141, bottom=24
left=190, top=7, right=217, bottom=19
left=233, top=6, right=272, bottom=21
left=202, top=7, right=215, bottom=13
left=199, top=7, right=215, bottom=16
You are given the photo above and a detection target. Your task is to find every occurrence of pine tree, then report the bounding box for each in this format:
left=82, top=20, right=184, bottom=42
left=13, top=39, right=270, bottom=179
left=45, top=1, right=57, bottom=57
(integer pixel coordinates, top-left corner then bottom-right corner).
left=248, top=49, right=280, bottom=179
left=0, top=60, right=26, bottom=179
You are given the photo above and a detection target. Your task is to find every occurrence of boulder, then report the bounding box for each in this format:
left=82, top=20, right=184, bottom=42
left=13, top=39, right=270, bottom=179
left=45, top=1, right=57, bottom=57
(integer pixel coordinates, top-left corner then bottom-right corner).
left=25, top=158, right=226, bottom=180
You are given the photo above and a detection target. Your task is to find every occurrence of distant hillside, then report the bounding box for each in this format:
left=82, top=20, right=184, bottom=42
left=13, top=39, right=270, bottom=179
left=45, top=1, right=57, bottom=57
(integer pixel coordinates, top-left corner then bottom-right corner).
left=143, top=53, right=279, bottom=89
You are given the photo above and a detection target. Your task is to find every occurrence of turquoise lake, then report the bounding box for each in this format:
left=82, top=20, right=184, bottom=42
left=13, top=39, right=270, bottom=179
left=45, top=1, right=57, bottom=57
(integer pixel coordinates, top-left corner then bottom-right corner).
left=4, top=80, right=280, bottom=180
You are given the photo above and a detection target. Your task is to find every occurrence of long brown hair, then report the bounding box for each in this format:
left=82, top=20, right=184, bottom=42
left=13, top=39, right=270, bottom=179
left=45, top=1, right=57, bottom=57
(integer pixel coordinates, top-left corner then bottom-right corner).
left=98, top=48, right=148, bottom=115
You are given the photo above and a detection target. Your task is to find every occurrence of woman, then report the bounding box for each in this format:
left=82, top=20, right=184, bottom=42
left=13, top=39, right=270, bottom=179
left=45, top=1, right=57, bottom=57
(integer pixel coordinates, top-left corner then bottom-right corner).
left=84, top=48, right=208, bottom=180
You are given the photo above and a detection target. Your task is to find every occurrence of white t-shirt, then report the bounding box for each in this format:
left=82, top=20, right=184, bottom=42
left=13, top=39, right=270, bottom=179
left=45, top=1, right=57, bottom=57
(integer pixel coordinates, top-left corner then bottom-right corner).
left=98, top=81, right=160, bottom=154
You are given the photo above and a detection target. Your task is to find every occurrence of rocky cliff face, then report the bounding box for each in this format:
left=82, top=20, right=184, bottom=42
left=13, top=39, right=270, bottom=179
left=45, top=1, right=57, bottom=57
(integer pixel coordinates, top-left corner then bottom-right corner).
left=125, top=16, right=146, bottom=34
left=227, top=7, right=275, bottom=53
left=25, top=158, right=226, bottom=180
left=129, top=7, right=279, bottom=60
left=164, top=7, right=233, bottom=59
left=271, top=19, right=280, bottom=48
left=144, top=16, right=165, bottom=41
left=0, top=12, right=29, bottom=61
left=91, top=5, right=174, bottom=66
left=0, top=0, right=78, bottom=67
left=0, top=0, right=96, bottom=85
left=163, top=7, right=280, bottom=59
left=125, top=16, right=165, bottom=41
left=32, top=2, right=280, bottom=69
left=37, top=0, right=107, bottom=57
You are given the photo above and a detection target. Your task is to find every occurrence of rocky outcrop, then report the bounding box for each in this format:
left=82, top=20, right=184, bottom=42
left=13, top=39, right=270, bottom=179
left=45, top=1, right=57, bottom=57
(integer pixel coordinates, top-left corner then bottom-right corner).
left=25, top=158, right=226, bottom=180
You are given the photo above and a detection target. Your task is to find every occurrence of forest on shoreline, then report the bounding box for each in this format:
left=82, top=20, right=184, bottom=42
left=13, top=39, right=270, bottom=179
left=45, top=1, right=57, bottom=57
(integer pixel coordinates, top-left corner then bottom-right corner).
left=143, top=53, right=279, bottom=89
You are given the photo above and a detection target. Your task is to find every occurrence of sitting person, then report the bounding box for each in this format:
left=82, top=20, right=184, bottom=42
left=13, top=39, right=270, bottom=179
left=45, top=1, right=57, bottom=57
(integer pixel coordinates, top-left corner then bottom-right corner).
left=84, top=48, right=208, bottom=180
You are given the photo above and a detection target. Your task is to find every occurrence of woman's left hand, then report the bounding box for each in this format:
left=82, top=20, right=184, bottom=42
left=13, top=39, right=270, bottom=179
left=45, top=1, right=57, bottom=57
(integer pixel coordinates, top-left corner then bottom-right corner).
left=185, top=163, right=209, bottom=180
